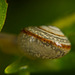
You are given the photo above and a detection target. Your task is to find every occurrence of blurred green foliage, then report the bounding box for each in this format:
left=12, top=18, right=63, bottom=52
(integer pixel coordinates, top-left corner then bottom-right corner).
left=0, top=0, right=8, bottom=31
left=0, top=0, right=75, bottom=75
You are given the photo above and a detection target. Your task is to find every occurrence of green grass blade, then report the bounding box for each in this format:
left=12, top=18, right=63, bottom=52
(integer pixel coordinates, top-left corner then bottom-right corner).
left=0, top=0, right=8, bottom=31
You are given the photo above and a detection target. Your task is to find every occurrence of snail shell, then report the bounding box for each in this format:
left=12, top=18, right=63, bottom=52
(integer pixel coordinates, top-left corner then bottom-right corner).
left=18, top=25, right=71, bottom=59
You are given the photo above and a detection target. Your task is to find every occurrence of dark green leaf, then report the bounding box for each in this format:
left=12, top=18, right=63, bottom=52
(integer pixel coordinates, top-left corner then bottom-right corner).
left=0, top=0, right=8, bottom=31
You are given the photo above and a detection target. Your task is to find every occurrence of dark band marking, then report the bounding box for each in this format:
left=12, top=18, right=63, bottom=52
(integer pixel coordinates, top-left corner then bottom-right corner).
left=34, top=27, right=69, bottom=43
left=22, top=29, right=71, bottom=51
left=38, top=27, right=65, bottom=37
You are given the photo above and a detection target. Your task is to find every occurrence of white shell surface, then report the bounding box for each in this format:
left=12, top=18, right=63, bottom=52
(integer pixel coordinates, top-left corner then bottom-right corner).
left=18, top=25, right=71, bottom=59
left=40, top=26, right=64, bottom=36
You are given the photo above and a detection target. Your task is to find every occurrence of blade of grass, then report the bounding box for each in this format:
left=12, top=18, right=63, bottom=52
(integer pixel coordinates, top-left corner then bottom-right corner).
left=0, top=0, right=8, bottom=31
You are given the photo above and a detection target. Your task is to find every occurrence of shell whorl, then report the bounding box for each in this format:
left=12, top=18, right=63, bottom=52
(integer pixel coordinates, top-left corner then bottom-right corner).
left=18, top=25, right=71, bottom=59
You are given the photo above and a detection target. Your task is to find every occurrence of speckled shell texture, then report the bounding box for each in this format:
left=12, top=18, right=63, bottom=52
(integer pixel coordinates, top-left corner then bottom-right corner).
left=18, top=25, right=71, bottom=59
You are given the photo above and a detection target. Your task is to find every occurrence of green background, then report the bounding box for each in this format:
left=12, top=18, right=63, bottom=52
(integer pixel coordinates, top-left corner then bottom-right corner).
left=0, top=0, right=75, bottom=75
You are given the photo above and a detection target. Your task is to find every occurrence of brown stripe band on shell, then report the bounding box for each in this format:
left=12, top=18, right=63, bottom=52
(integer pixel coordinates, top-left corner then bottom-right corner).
left=22, top=29, right=71, bottom=51
left=38, top=27, right=65, bottom=37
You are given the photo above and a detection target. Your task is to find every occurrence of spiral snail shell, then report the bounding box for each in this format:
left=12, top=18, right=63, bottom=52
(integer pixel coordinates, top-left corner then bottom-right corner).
left=18, top=25, right=71, bottom=59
